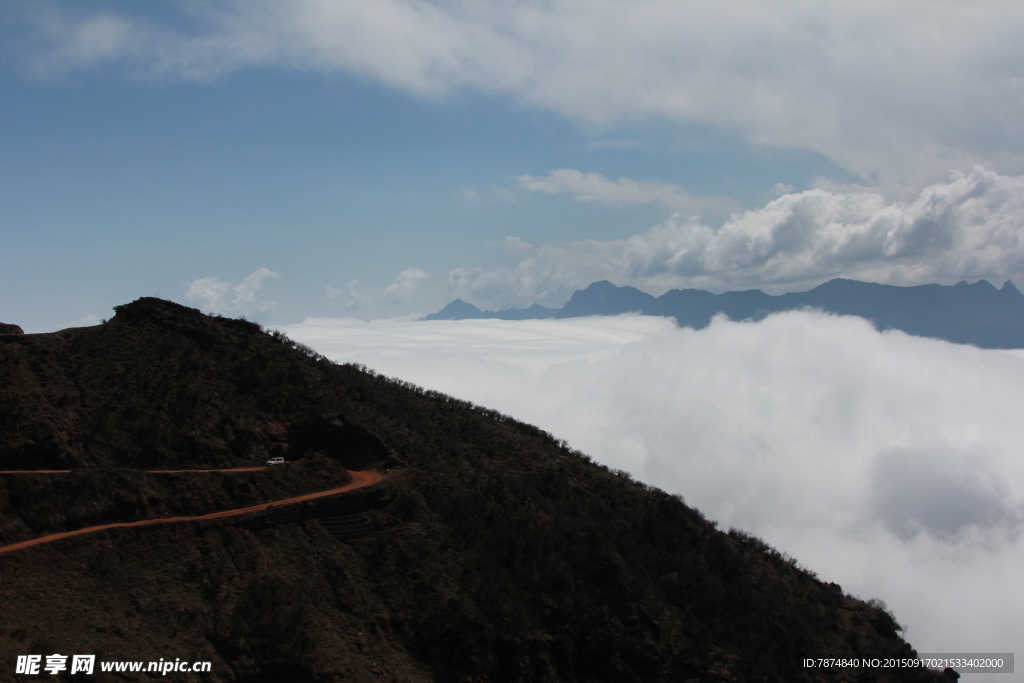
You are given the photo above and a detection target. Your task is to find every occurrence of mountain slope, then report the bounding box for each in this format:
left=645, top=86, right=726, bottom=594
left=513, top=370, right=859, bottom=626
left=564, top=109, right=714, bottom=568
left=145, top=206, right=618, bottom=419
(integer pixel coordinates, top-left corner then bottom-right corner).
left=427, top=278, right=1024, bottom=348
left=0, top=298, right=949, bottom=682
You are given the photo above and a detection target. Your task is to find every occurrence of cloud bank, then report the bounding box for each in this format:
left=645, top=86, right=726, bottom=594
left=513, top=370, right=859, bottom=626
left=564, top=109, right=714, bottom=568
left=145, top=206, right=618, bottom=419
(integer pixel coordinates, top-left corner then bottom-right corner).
left=8, top=1, right=1024, bottom=183
left=284, top=312, right=1024, bottom=657
left=184, top=267, right=279, bottom=316
left=451, top=168, right=1024, bottom=309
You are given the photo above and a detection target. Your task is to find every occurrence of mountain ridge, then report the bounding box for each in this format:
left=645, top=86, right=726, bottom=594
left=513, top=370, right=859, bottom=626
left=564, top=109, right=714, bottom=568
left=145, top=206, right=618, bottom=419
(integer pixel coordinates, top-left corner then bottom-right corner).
left=0, top=298, right=953, bottom=681
left=425, top=278, right=1024, bottom=348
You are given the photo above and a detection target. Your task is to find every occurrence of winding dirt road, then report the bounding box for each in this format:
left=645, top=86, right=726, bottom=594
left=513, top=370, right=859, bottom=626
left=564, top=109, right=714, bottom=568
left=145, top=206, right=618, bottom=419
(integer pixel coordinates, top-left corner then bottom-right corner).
left=0, top=469, right=386, bottom=556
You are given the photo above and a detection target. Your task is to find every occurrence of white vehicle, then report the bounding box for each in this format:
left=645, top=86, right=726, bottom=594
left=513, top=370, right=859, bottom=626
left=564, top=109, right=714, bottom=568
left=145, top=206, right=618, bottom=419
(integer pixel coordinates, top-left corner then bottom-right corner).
left=265, top=457, right=286, bottom=466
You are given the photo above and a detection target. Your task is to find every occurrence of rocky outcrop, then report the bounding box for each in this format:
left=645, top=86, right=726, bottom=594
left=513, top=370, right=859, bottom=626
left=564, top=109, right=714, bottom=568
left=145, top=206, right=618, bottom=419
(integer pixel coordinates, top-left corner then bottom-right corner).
left=0, top=322, right=24, bottom=335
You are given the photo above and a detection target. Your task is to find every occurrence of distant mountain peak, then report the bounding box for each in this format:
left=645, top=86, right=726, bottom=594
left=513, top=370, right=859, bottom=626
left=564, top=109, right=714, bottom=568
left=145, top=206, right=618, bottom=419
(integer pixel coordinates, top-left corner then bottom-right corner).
left=559, top=280, right=655, bottom=317
left=1001, top=280, right=1024, bottom=299
left=425, top=278, right=1024, bottom=348
left=423, top=299, right=557, bottom=321
left=423, top=298, right=484, bottom=321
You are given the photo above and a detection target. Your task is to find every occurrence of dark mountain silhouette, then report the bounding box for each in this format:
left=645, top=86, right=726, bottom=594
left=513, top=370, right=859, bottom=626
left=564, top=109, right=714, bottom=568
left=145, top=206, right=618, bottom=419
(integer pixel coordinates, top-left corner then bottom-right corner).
left=427, top=298, right=487, bottom=320
left=427, top=278, right=1024, bottom=348
left=0, top=298, right=949, bottom=681
left=558, top=281, right=655, bottom=318
left=425, top=299, right=557, bottom=321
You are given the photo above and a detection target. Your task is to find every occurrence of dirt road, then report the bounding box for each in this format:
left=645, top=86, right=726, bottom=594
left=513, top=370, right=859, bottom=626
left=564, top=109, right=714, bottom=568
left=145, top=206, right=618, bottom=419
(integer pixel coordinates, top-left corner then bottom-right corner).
left=0, top=469, right=386, bottom=556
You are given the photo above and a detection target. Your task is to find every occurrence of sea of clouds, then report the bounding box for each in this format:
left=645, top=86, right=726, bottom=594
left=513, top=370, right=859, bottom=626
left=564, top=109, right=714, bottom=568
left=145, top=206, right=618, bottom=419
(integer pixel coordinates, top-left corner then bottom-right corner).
left=285, top=311, right=1024, bottom=669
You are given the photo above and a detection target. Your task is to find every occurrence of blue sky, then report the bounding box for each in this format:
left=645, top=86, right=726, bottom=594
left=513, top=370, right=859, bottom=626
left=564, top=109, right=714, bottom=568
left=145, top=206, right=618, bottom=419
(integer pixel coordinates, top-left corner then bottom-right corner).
left=4, top=0, right=1024, bottom=331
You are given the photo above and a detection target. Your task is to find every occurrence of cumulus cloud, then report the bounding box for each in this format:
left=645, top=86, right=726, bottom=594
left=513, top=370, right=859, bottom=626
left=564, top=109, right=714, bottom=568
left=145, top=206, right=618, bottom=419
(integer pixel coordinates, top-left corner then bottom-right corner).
left=382, top=267, right=429, bottom=301
left=516, top=169, right=740, bottom=216
left=8, top=1, right=1024, bottom=182
left=450, top=168, right=1024, bottom=309
left=184, top=267, right=279, bottom=316
left=284, top=311, right=1024, bottom=655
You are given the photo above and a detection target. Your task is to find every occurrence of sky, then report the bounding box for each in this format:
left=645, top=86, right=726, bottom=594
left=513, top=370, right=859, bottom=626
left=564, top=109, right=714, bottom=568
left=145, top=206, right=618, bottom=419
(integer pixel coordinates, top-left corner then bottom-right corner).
left=3, top=0, right=1024, bottom=330
left=286, top=313, right=1024, bottom=673
left=3, top=1, right=1024, bottom=670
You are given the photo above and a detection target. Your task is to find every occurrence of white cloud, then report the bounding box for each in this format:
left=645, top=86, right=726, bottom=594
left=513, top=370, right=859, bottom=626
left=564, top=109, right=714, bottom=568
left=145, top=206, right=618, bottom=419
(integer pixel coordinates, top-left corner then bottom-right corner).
left=382, top=267, right=429, bottom=301
left=284, top=311, right=1024, bottom=656
left=184, top=267, right=279, bottom=316
left=13, top=9, right=145, bottom=80
left=516, top=168, right=740, bottom=216
left=9, top=1, right=1024, bottom=182
left=449, top=168, right=1024, bottom=309
left=326, top=282, right=347, bottom=300
left=327, top=278, right=374, bottom=312
left=325, top=269, right=433, bottom=314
